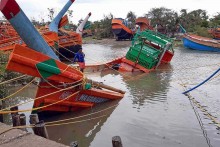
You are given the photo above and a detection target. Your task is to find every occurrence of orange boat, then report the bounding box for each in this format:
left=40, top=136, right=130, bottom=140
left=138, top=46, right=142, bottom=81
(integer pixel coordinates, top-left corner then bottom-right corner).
left=78, top=30, right=174, bottom=73
left=208, top=27, right=220, bottom=40
left=1, top=0, right=125, bottom=113
left=0, top=0, right=91, bottom=61
left=112, top=18, right=134, bottom=40
left=135, top=17, right=153, bottom=31
left=0, top=21, right=18, bottom=40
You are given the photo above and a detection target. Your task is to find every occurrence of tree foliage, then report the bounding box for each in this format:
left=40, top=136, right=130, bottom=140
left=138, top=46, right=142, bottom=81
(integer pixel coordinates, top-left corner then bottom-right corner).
left=90, top=13, right=114, bottom=39
left=126, top=11, right=136, bottom=29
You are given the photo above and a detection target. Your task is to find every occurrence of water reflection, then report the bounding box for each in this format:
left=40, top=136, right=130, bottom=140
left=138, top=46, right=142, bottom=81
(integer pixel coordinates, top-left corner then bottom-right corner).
left=43, top=100, right=121, bottom=146
left=2, top=43, right=220, bottom=147
left=125, top=64, right=173, bottom=108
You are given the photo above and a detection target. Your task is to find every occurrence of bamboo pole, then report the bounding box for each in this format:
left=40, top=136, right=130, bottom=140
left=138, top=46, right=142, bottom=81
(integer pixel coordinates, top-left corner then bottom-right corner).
left=86, top=79, right=125, bottom=94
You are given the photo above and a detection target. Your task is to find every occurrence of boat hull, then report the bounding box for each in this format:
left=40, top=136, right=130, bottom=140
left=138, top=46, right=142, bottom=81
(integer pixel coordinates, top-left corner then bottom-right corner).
left=58, top=44, right=82, bottom=59
left=33, top=81, right=124, bottom=113
left=112, top=19, right=133, bottom=40
left=112, top=28, right=133, bottom=40
left=183, top=35, right=220, bottom=52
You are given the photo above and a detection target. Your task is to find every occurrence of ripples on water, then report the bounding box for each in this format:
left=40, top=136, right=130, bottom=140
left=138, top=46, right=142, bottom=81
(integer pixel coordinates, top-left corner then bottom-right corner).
left=7, top=43, right=220, bottom=147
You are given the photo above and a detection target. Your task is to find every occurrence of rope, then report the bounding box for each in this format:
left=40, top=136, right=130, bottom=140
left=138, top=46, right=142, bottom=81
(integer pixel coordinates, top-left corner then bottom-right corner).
left=0, top=78, right=35, bottom=102
left=183, top=67, right=220, bottom=94
left=43, top=32, right=133, bottom=79
left=46, top=115, right=107, bottom=127
left=0, top=81, right=82, bottom=112
left=186, top=94, right=220, bottom=128
left=46, top=104, right=118, bottom=125
left=0, top=88, right=81, bottom=114
left=186, top=93, right=213, bottom=147
left=180, top=83, right=214, bottom=147
left=0, top=75, right=27, bottom=85
left=0, top=115, right=107, bottom=135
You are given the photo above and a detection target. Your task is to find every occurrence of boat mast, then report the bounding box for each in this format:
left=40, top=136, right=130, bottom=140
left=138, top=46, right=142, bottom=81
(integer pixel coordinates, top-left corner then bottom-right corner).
left=49, top=0, right=75, bottom=33
left=0, top=0, right=59, bottom=60
left=76, top=12, right=92, bottom=36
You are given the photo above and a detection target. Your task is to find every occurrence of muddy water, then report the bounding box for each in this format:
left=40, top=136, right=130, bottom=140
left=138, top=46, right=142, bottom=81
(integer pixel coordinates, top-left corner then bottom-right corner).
left=5, top=42, right=220, bottom=147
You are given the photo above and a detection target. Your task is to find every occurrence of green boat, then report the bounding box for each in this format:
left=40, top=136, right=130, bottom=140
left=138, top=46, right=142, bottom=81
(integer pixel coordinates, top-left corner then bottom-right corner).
left=112, top=30, right=174, bottom=72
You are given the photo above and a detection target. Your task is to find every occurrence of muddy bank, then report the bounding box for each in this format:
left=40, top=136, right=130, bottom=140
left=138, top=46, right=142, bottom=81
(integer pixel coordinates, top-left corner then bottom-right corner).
left=83, top=37, right=131, bottom=46
left=83, top=37, right=183, bottom=48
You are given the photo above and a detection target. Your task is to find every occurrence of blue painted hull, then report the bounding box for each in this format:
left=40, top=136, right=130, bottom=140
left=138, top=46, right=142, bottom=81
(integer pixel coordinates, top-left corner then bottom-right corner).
left=183, top=37, right=220, bottom=52
left=112, top=29, right=133, bottom=40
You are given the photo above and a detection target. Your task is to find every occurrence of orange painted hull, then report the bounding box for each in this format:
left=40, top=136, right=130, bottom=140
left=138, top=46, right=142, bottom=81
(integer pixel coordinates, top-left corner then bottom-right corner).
left=111, top=19, right=133, bottom=34
left=7, top=44, right=83, bottom=83
left=7, top=45, right=124, bottom=113
left=135, top=17, right=153, bottom=31
left=34, top=81, right=124, bottom=112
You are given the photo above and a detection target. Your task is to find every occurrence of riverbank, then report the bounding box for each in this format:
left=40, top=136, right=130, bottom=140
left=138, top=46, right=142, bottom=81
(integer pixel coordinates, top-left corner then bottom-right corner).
left=83, top=37, right=131, bottom=46
left=0, top=122, right=67, bottom=147
left=83, top=37, right=183, bottom=47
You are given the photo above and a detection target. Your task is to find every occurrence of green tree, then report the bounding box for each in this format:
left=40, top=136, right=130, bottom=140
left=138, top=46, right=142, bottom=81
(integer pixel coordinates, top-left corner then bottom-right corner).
left=146, top=7, right=178, bottom=35
left=126, top=11, right=136, bottom=29
left=47, top=8, right=55, bottom=21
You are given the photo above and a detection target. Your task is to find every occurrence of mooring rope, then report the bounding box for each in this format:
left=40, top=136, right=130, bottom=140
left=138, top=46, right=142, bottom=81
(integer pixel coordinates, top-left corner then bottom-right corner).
left=0, top=78, right=35, bottom=102
left=183, top=67, right=220, bottom=94
left=180, top=82, right=215, bottom=147
left=0, top=81, right=82, bottom=113
left=0, top=115, right=107, bottom=135
left=46, top=104, right=118, bottom=125
left=43, top=33, right=135, bottom=79
left=0, top=75, right=27, bottom=85
left=0, top=88, right=81, bottom=114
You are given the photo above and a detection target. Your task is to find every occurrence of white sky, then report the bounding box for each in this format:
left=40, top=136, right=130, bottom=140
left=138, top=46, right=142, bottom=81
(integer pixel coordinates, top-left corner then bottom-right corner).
left=1, top=0, right=219, bottom=24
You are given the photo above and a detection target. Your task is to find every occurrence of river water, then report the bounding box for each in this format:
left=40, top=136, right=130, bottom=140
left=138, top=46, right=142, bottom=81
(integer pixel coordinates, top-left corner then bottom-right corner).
left=5, top=41, right=220, bottom=147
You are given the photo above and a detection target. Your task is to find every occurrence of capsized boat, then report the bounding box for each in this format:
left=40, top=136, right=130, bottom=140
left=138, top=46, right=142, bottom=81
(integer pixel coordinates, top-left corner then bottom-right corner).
left=0, top=0, right=125, bottom=113
left=112, top=18, right=134, bottom=40
left=135, top=17, right=153, bottom=31
left=183, top=33, right=220, bottom=52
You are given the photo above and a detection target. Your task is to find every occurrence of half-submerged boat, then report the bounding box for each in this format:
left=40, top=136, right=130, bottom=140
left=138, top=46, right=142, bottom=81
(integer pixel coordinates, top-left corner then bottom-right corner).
left=82, top=30, right=174, bottom=73
left=112, top=18, right=134, bottom=40
left=0, top=0, right=125, bottom=113
left=183, top=34, right=220, bottom=52
left=116, top=30, right=174, bottom=72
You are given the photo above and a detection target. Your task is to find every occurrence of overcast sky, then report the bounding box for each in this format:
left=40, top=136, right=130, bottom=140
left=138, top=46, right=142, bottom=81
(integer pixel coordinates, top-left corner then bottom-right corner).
left=1, top=0, right=219, bottom=24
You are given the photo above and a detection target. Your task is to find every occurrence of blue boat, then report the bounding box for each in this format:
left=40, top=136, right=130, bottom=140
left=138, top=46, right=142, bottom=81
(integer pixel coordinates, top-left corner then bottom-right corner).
left=183, top=34, right=220, bottom=52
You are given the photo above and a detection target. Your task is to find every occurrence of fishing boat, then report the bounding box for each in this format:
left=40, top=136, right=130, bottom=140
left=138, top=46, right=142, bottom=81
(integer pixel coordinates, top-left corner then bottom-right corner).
left=208, top=27, right=220, bottom=40
left=183, top=33, right=220, bottom=52
left=0, top=0, right=91, bottom=61
left=79, top=30, right=174, bottom=73
left=0, top=0, right=125, bottom=113
left=112, top=18, right=134, bottom=40
left=135, top=17, right=153, bottom=31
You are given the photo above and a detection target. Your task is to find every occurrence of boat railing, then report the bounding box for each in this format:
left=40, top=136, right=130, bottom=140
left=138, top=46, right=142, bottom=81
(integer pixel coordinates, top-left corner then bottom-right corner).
left=186, top=34, right=220, bottom=44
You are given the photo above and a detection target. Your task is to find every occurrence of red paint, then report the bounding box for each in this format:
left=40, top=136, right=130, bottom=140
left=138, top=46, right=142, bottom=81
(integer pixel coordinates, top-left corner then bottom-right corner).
left=161, top=50, right=174, bottom=63
left=0, top=0, right=20, bottom=20
left=34, top=81, right=124, bottom=112
left=71, top=0, right=75, bottom=3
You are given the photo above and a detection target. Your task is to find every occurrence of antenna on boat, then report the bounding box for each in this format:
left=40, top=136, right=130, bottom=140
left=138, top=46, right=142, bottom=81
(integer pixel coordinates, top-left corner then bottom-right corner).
left=76, top=12, right=92, bottom=36
left=49, top=0, right=75, bottom=33
left=0, top=0, right=59, bottom=60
